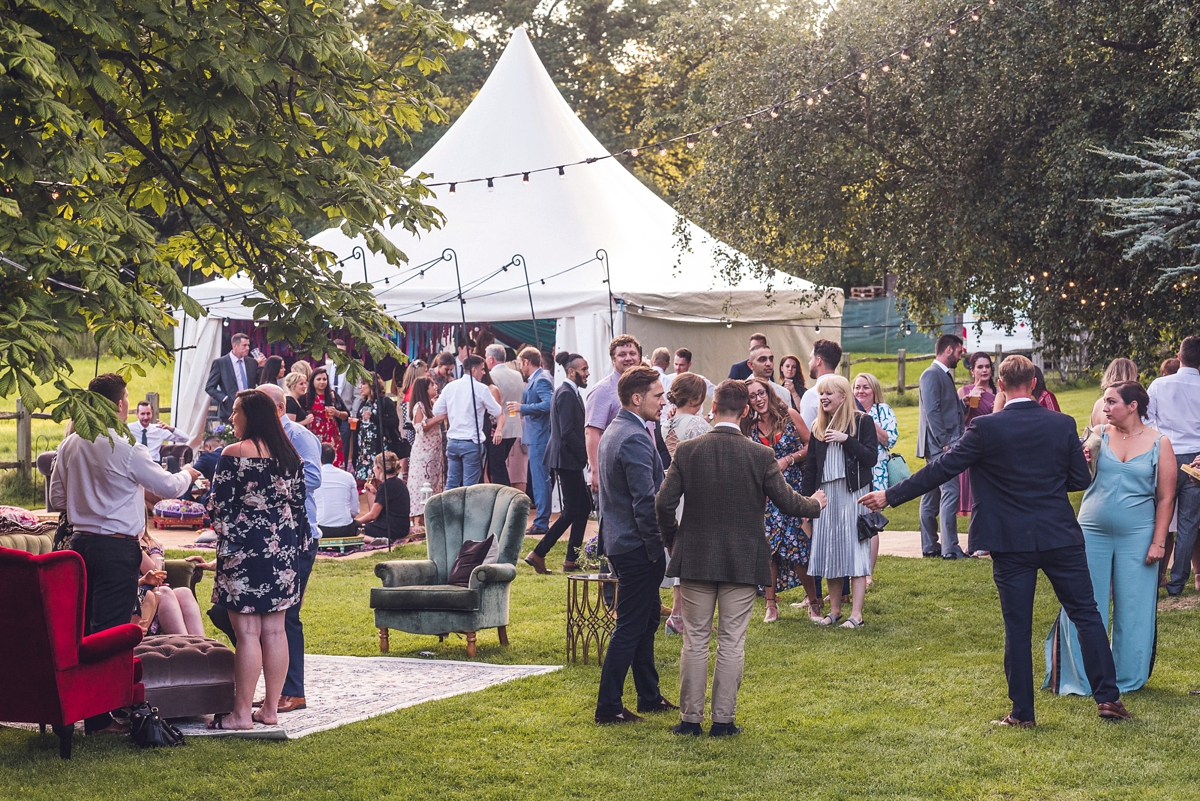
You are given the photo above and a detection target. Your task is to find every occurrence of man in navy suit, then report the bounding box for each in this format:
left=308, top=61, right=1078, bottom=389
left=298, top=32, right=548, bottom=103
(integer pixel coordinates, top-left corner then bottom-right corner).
left=862, top=355, right=1130, bottom=726
left=205, top=333, right=261, bottom=421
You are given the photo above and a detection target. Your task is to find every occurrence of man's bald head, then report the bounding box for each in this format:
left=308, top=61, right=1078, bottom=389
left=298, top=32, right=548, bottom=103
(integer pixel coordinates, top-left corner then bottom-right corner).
left=257, top=383, right=286, bottom=412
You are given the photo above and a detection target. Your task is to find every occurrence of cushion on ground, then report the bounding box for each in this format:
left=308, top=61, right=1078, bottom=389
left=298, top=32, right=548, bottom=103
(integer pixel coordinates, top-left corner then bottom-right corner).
left=134, top=634, right=235, bottom=719
left=371, top=585, right=480, bottom=612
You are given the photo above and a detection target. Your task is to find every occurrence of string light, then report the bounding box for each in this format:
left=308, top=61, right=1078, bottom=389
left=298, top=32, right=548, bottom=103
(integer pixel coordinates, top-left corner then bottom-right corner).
left=900, top=48, right=911, bottom=61
left=822, top=83, right=833, bottom=95
left=743, top=116, right=753, bottom=129
left=769, top=105, right=780, bottom=118
left=448, top=183, right=456, bottom=194
left=948, top=23, right=957, bottom=35
left=658, top=143, right=667, bottom=156
left=686, top=135, right=696, bottom=148
left=881, top=61, right=891, bottom=73
left=971, top=9, right=980, bottom=20
left=924, top=35, right=933, bottom=47
left=712, top=125, right=722, bottom=136
left=858, top=70, right=868, bottom=81
left=558, top=166, right=565, bottom=178
left=803, top=94, right=814, bottom=106
left=522, top=172, right=529, bottom=184
left=628, top=147, right=639, bottom=157
left=486, top=178, right=494, bottom=191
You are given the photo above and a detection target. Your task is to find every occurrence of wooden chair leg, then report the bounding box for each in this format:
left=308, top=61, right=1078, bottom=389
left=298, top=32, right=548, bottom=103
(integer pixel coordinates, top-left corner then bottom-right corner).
left=378, top=627, right=389, bottom=653
left=52, top=724, right=72, bottom=759
left=498, top=625, right=509, bottom=647
left=466, top=631, right=477, bottom=658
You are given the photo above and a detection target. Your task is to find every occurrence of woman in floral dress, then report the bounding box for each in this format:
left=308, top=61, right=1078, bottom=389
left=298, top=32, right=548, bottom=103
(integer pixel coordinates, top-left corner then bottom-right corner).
left=207, top=388, right=308, bottom=731
left=405, top=376, right=447, bottom=524
left=305, top=367, right=348, bottom=469
left=743, top=376, right=817, bottom=622
left=354, top=374, right=407, bottom=487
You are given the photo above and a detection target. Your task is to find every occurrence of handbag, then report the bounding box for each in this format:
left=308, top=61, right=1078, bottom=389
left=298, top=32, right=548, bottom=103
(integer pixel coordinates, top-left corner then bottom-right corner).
left=857, top=510, right=889, bottom=542
left=885, top=453, right=911, bottom=487
left=1080, top=425, right=1102, bottom=481
left=128, top=702, right=185, bottom=748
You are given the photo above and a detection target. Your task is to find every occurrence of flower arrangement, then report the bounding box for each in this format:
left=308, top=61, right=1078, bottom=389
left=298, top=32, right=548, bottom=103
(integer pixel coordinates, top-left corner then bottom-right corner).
left=579, top=536, right=607, bottom=572
left=211, top=422, right=239, bottom=445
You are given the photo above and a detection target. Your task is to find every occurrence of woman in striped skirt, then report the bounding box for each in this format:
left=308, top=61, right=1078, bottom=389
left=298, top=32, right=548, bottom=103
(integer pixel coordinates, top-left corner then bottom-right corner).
left=802, top=375, right=879, bottom=629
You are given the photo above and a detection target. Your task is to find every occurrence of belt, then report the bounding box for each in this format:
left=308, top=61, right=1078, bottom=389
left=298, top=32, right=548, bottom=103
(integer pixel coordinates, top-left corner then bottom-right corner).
left=73, top=531, right=137, bottom=540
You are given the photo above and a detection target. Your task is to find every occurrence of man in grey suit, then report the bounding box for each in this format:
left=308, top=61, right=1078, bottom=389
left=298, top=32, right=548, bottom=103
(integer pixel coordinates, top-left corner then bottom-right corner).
left=656, top=380, right=827, bottom=736
left=594, top=365, right=677, bottom=724
left=917, top=333, right=968, bottom=558
left=205, top=332, right=261, bottom=422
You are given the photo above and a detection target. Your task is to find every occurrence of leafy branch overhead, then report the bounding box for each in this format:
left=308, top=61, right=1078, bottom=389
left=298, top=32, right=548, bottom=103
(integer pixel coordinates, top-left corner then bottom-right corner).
left=0, top=0, right=464, bottom=438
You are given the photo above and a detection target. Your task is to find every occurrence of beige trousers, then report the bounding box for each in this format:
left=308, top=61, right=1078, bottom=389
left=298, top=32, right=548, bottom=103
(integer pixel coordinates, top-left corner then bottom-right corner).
left=678, top=580, right=757, bottom=724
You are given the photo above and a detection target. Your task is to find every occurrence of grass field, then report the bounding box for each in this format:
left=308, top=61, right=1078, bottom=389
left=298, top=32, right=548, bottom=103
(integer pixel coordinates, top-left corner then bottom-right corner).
left=1, top=542, right=1198, bottom=798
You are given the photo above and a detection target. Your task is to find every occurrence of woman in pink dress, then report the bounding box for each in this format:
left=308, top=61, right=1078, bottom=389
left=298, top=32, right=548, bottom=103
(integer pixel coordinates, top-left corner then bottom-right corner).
left=957, top=353, right=996, bottom=530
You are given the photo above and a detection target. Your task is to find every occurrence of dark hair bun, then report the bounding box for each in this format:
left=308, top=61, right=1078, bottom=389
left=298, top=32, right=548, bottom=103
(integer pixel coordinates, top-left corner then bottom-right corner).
left=555, top=351, right=572, bottom=368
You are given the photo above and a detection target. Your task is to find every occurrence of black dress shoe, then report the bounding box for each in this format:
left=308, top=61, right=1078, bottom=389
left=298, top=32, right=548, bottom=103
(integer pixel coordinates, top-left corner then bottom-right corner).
left=922, top=552, right=940, bottom=558
left=942, top=552, right=963, bottom=560
left=595, top=708, right=644, bottom=725
left=709, top=721, right=742, bottom=737
left=671, top=721, right=702, bottom=736
left=637, top=698, right=679, bottom=714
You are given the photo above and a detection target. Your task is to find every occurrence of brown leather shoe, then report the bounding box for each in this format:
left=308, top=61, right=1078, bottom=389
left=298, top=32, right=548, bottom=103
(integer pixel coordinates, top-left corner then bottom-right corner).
left=1098, top=700, right=1132, bottom=721
left=276, top=695, right=307, bottom=713
left=636, top=697, right=679, bottom=714
left=595, top=707, right=644, bottom=725
left=990, top=714, right=1035, bottom=728
left=562, top=560, right=580, bottom=572
left=523, top=551, right=550, bottom=574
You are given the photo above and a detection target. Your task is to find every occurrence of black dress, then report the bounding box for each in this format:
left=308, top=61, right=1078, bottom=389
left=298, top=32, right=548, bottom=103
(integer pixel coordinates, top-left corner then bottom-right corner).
left=364, top=476, right=411, bottom=543
left=285, top=395, right=309, bottom=426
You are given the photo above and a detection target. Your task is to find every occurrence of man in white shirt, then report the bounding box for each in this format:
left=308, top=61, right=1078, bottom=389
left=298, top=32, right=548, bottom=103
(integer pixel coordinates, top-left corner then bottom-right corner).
left=1148, top=335, right=1200, bottom=595
left=485, top=344, right=523, bottom=486
left=434, top=354, right=502, bottom=489
left=314, top=443, right=360, bottom=538
left=747, top=345, right=791, bottom=407
left=799, top=339, right=842, bottom=428
left=662, top=348, right=716, bottom=398
left=127, top=400, right=188, bottom=462
left=49, top=373, right=198, bottom=732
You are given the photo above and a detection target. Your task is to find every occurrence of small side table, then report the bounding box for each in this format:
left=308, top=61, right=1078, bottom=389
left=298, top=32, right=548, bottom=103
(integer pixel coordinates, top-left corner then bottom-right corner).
left=566, top=573, right=618, bottom=665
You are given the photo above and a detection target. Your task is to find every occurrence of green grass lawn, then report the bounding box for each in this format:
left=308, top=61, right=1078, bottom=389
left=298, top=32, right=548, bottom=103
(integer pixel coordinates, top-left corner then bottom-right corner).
left=1, top=543, right=1198, bottom=798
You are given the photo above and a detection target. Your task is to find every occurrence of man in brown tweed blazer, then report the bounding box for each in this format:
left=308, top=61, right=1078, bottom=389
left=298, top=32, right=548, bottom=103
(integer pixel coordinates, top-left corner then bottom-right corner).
left=656, top=379, right=827, bottom=736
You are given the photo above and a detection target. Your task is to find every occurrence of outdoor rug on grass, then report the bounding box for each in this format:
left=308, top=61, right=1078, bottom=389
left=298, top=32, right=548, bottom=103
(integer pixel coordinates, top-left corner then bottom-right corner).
left=4, top=655, right=560, bottom=742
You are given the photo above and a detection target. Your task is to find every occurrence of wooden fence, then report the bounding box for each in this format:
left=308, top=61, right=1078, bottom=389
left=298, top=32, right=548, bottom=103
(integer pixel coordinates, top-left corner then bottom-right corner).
left=838, top=344, right=1015, bottom=392
left=0, top=392, right=171, bottom=479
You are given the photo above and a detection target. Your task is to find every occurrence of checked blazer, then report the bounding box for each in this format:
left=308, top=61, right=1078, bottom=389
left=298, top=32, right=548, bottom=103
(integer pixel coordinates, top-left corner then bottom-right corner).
left=655, top=426, right=823, bottom=586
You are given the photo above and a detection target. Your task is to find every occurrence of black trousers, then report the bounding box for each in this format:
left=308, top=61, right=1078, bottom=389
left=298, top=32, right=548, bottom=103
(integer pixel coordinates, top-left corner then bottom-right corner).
left=486, top=437, right=514, bottom=486
left=318, top=522, right=360, bottom=539
left=534, top=469, right=590, bottom=563
left=596, top=547, right=666, bottom=716
left=991, top=546, right=1119, bottom=722
left=71, top=533, right=141, bottom=731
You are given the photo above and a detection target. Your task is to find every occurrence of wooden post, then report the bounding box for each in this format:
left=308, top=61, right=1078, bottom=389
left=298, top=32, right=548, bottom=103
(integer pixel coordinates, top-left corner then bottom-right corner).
left=15, top=399, right=31, bottom=481
left=897, top=349, right=907, bottom=394
left=994, top=345, right=1004, bottom=369
left=840, top=354, right=851, bottom=379
left=145, top=391, right=160, bottom=420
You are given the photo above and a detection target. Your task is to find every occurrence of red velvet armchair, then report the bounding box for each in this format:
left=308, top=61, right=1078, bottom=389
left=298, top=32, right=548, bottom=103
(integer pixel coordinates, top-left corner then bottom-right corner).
left=0, top=547, right=145, bottom=759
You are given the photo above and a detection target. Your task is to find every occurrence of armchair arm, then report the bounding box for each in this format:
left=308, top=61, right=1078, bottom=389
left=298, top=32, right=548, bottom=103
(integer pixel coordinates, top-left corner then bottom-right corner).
left=469, top=563, right=517, bottom=588
left=79, top=623, right=143, bottom=664
left=375, top=559, right=439, bottom=587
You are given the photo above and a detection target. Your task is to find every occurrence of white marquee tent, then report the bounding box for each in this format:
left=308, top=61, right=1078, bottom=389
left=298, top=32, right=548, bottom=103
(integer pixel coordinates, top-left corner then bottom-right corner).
left=174, top=27, right=842, bottom=440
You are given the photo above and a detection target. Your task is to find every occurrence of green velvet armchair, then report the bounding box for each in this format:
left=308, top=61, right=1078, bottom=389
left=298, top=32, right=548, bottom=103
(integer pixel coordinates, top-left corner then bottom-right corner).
left=371, top=484, right=530, bottom=658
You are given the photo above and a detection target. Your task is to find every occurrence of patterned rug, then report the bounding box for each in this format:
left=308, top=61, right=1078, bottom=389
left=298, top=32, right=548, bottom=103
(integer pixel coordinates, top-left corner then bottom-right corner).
left=4, top=655, right=559, bottom=742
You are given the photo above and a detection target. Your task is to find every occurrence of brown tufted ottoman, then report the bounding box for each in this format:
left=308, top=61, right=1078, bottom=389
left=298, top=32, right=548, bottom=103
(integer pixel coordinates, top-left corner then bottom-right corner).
left=134, top=635, right=235, bottom=719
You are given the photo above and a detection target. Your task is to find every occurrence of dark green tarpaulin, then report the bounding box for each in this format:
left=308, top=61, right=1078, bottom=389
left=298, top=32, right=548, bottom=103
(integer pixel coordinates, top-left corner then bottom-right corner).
left=840, top=297, right=958, bottom=354
left=490, top=319, right=557, bottom=350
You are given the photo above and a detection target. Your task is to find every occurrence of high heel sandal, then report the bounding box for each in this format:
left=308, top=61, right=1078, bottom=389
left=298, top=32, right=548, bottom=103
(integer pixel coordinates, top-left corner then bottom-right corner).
left=763, top=598, right=779, bottom=623
left=807, top=598, right=825, bottom=623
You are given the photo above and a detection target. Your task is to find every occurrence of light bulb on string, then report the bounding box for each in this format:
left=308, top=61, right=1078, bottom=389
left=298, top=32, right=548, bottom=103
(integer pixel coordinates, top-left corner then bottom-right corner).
left=769, top=105, right=780, bottom=118
left=900, top=48, right=911, bottom=61
left=486, top=177, right=494, bottom=192
left=686, top=135, right=696, bottom=148
left=881, top=61, right=891, bottom=73
left=815, top=324, right=821, bottom=333
left=712, top=125, right=722, bottom=136
left=448, top=183, right=456, bottom=194
left=857, top=70, right=867, bottom=81
left=743, top=116, right=753, bottom=129
left=971, top=9, right=980, bottom=21
left=558, top=166, right=565, bottom=179
left=726, top=322, right=732, bottom=328
left=522, top=173, right=530, bottom=184
left=628, top=147, right=639, bottom=157
left=948, top=23, right=957, bottom=35
left=658, top=143, right=668, bottom=156
left=924, top=35, right=933, bottom=47
left=804, top=93, right=814, bottom=106
left=822, top=83, right=833, bottom=94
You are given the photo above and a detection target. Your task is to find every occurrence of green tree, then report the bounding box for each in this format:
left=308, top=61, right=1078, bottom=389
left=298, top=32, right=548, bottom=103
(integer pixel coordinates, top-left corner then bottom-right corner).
left=643, top=0, right=1200, bottom=368
left=0, top=0, right=462, bottom=437
left=355, top=0, right=691, bottom=197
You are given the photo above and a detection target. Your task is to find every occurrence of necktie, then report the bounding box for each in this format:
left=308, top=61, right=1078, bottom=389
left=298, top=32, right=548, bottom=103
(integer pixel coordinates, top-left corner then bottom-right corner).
left=236, top=358, right=247, bottom=391
left=141, top=427, right=148, bottom=446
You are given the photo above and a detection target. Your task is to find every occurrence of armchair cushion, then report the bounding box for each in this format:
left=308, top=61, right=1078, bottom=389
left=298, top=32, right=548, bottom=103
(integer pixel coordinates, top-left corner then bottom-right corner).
left=371, top=585, right=480, bottom=612
left=447, top=535, right=494, bottom=587
left=469, top=563, right=517, bottom=586
left=80, top=623, right=144, bottom=664
left=375, top=559, right=439, bottom=587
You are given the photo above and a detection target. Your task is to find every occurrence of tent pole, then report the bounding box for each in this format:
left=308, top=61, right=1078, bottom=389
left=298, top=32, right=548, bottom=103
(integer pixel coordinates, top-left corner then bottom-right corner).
left=597, top=249, right=613, bottom=336
left=513, top=254, right=542, bottom=355
left=444, top=248, right=484, bottom=472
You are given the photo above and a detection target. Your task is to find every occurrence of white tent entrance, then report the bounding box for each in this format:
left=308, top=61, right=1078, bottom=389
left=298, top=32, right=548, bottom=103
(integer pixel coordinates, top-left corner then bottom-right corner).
left=174, top=27, right=842, bottom=440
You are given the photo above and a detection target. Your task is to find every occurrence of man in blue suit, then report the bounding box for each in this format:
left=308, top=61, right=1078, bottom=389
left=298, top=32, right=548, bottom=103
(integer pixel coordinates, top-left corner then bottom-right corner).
left=512, top=347, right=554, bottom=535
left=862, top=355, right=1129, bottom=726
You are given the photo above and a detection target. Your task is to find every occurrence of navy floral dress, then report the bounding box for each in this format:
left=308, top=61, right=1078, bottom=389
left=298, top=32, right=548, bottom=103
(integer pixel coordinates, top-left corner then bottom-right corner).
left=755, top=419, right=809, bottom=592
left=208, top=455, right=309, bottom=614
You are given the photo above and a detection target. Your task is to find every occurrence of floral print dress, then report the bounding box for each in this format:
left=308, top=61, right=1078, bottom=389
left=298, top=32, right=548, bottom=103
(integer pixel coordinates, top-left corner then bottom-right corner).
left=308, top=393, right=345, bottom=469
left=756, top=419, right=809, bottom=592
left=208, top=455, right=308, bottom=614
left=866, top=402, right=900, bottom=492
left=354, top=399, right=381, bottom=482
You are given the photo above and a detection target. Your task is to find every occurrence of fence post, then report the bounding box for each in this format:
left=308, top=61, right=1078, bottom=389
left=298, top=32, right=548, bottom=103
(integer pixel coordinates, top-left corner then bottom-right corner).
left=994, top=344, right=1004, bottom=369
left=16, top=399, right=31, bottom=481
left=841, top=354, right=851, bottom=379
left=897, top=349, right=906, bottom=394
left=146, top=391, right=160, bottom=420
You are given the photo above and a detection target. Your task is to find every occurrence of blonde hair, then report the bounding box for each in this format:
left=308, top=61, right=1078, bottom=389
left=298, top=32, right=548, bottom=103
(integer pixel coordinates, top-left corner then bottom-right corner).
left=284, top=371, right=307, bottom=392
left=813, top=374, right=855, bottom=437
left=1101, top=358, right=1138, bottom=389
left=852, top=372, right=884, bottom=406
left=402, top=360, right=428, bottom=394
left=289, top=360, right=312, bottom=380
left=373, top=451, right=402, bottom=477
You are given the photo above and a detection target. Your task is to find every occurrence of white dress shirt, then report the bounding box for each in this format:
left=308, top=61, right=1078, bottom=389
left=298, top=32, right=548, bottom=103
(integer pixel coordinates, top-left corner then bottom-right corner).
left=126, top=421, right=188, bottom=462
left=1148, top=366, right=1200, bottom=453
left=315, top=463, right=359, bottom=528
left=230, top=351, right=249, bottom=392
left=800, top=386, right=821, bottom=428
left=433, top=375, right=502, bottom=443
left=49, top=430, right=194, bottom=536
